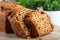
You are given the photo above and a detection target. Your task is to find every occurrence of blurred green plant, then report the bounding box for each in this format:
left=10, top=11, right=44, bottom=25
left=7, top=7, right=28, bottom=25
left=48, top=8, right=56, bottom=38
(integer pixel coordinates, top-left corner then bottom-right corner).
left=14, top=0, right=39, bottom=9
left=12, top=0, right=60, bottom=11
left=39, top=0, right=60, bottom=11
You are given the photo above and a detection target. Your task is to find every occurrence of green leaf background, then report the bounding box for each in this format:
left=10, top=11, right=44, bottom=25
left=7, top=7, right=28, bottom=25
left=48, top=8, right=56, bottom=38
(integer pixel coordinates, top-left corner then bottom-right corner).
left=11, top=0, right=60, bottom=11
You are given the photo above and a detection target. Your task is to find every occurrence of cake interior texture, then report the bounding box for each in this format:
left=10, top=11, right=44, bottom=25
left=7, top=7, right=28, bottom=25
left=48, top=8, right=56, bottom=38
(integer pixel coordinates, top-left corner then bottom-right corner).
left=24, top=10, right=54, bottom=38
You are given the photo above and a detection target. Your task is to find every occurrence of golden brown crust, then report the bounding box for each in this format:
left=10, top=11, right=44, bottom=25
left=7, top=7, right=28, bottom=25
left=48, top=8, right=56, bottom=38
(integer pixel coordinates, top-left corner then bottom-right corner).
left=0, top=1, right=16, bottom=10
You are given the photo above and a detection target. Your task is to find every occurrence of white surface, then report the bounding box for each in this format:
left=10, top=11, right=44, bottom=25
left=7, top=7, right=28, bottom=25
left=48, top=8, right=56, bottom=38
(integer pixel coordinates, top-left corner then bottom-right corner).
left=44, top=11, right=60, bottom=26
left=0, top=26, right=60, bottom=40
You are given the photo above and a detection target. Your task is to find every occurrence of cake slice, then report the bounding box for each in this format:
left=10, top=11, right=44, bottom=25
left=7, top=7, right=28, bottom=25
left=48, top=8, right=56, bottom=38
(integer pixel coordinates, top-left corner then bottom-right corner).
left=24, top=10, right=54, bottom=38
left=8, top=5, right=33, bottom=38
left=0, top=1, right=17, bottom=33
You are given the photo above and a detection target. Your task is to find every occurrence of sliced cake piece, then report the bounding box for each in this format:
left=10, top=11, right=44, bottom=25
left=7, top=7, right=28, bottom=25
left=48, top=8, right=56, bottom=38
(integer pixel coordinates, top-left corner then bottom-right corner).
left=0, top=1, right=16, bottom=33
left=0, top=1, right=17, bottom=33
left=24, top=10, right=54, bottom=38
left=8, top=5, right=33, bottom=38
